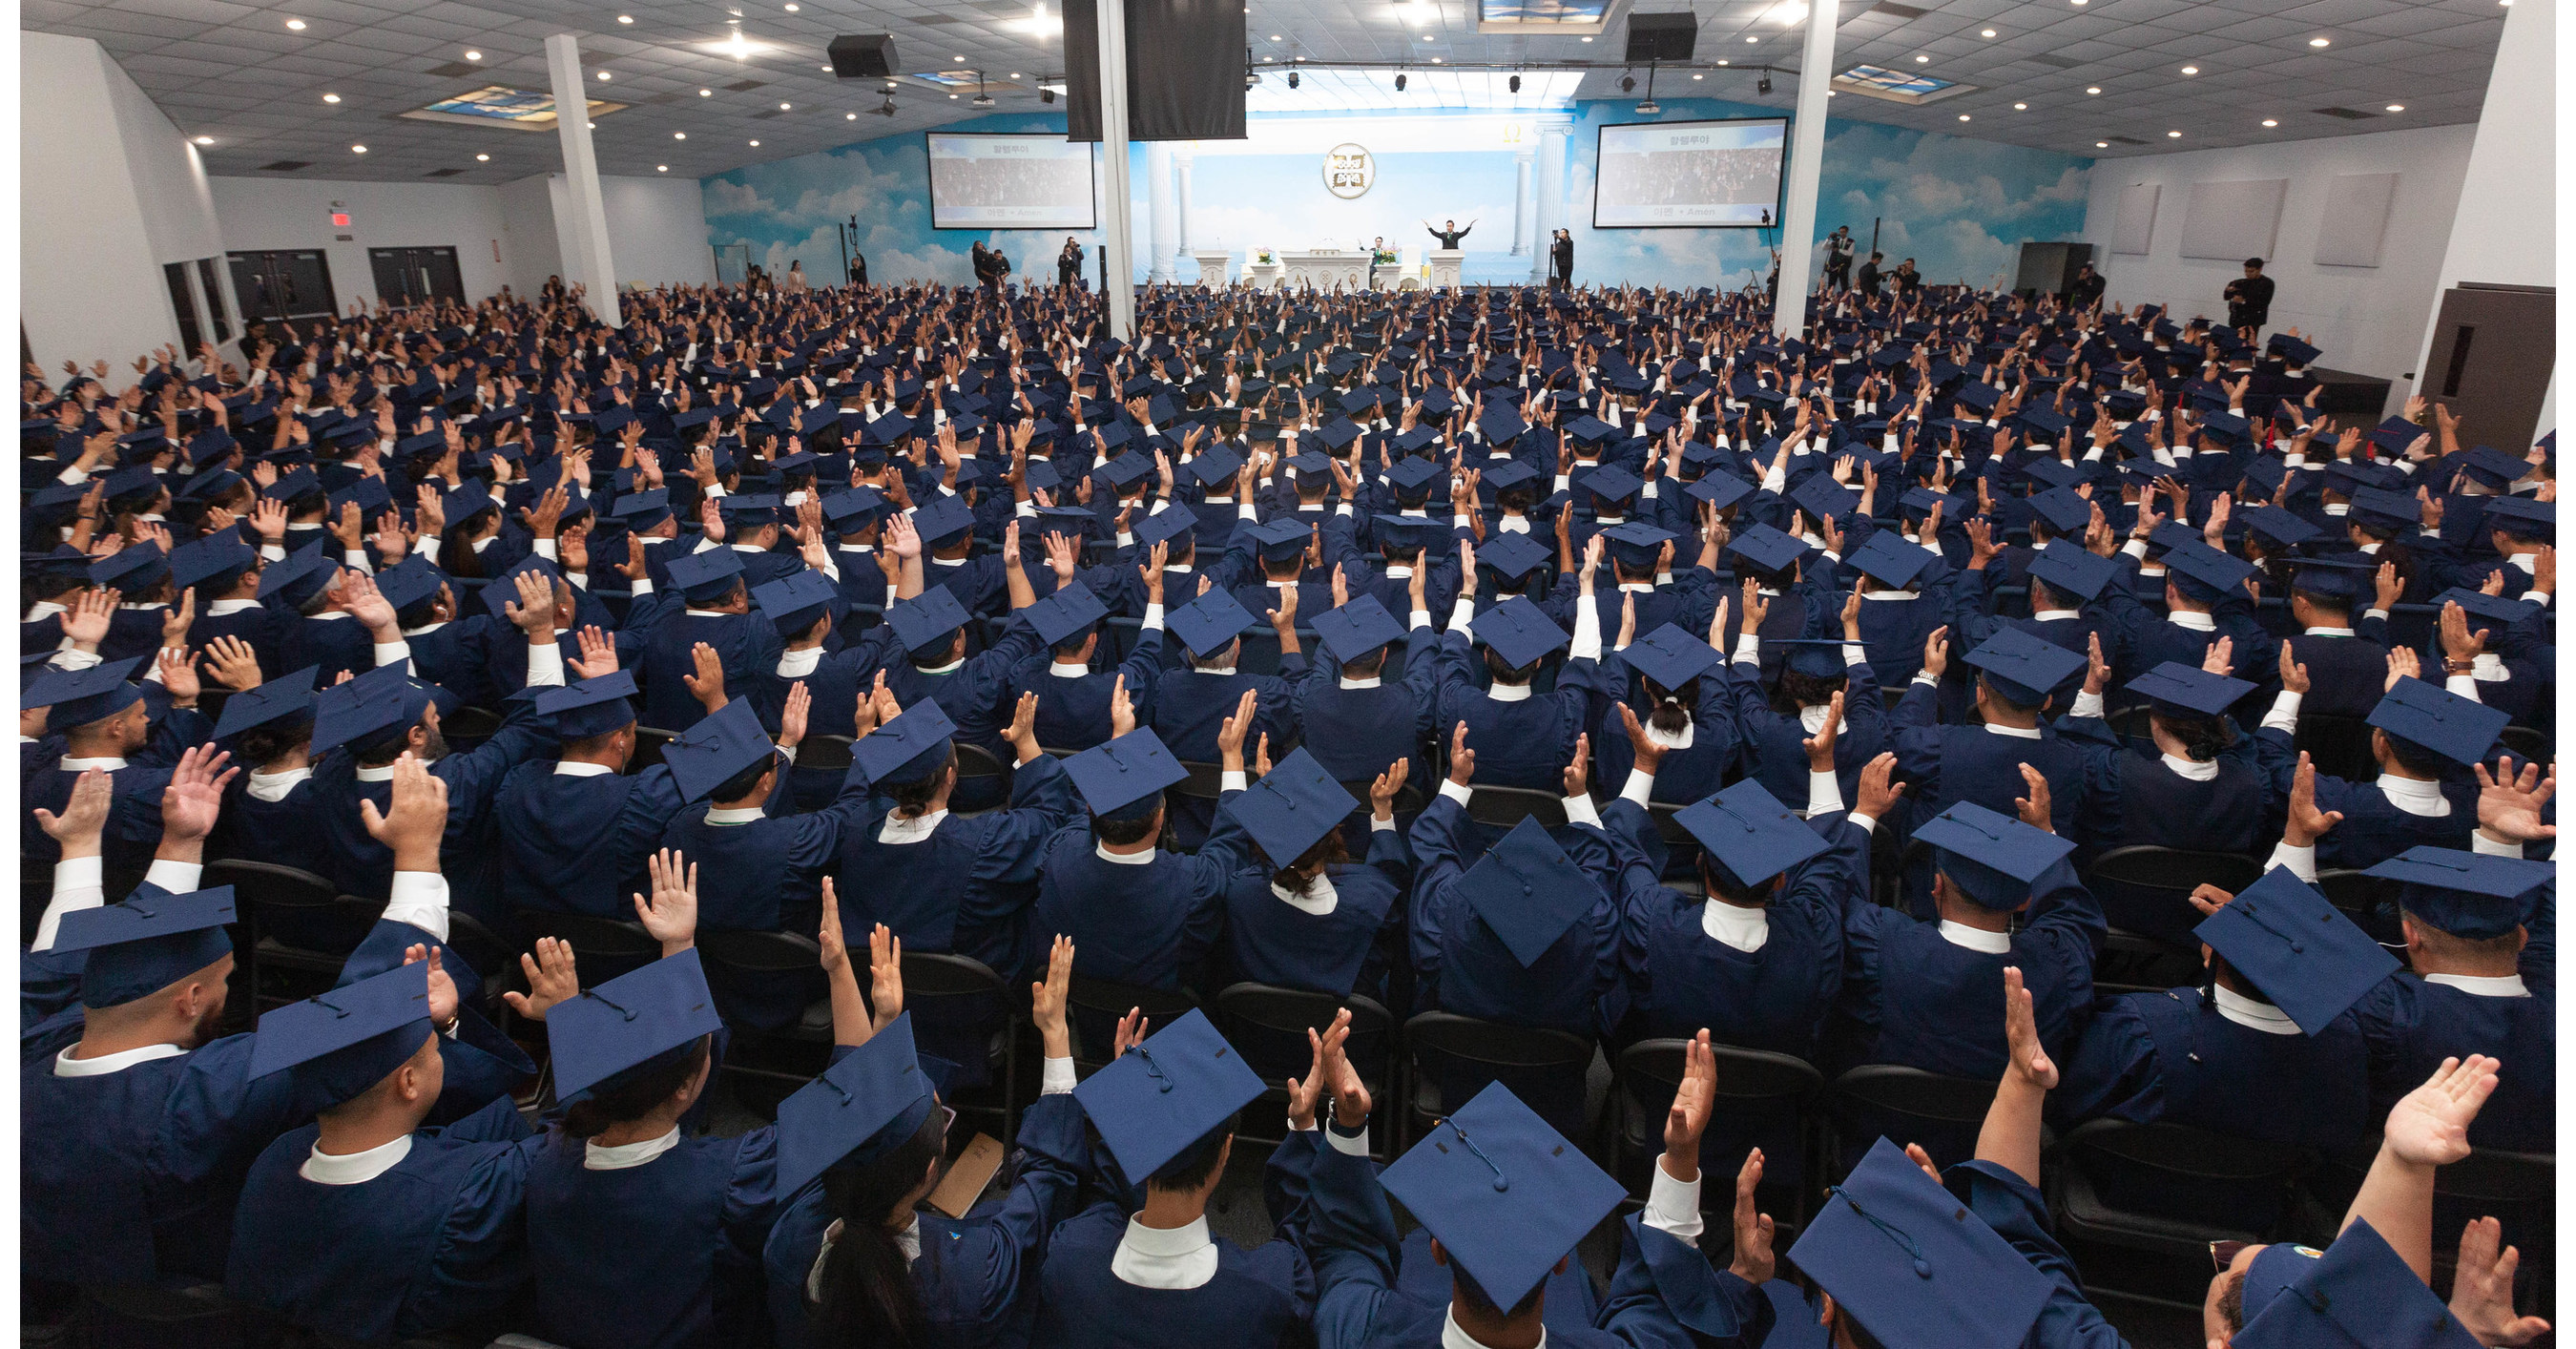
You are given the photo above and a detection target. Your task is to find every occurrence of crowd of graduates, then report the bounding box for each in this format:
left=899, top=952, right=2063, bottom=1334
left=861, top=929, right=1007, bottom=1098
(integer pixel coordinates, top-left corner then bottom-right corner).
left=15, top=268, right=2558, bottom=1349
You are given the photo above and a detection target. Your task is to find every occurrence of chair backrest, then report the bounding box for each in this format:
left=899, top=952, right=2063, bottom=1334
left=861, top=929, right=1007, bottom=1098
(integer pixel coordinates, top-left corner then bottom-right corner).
left=2499, top=725, right=2549, bottom=764
left=2294, top=714, right=2378, bottom=783
left=696, top=927, right=824, bottom=973
left=953, top=741, right=1008, bottom=782
left=1465, top=785, right=1568, bottom=829
left=631, top=727, right=680, bottom=773
left=1215, top=982, right=1395, bottom=1084
left=517, top=910, right=663, bottom=962
left=2062, top=1117, right=2312, bottom=1184
left=2314, top=869, right=2404, bottom=944
left=1067, top=976, right=1201, bottom=1064
left=204, top=860, right=342, bottom=910
left=1831, top=1064, right=1996, bottom=1122
left=2085, top=846, right=2269, bottom=950
left=899, top=948, right=1008, bottom=998
left=1403, top=1010, right=1590, bottom=1071
left=798, top=734, right=856, bottom=773
left=1341, top=779, right=1426, bottom=821
left=440, top=705, right=505, bottom=745
left=1173, top=759, right=1228, bottom=801
left=1621, top=1039, right=1824, bottom=1110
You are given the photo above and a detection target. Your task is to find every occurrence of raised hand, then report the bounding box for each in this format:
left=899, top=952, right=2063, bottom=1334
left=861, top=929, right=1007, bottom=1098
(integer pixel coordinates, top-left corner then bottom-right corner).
left=2386, top=645, right=2422, bottom=690
left=1029, top=934, right=1074, bottom=1060
left=2277, top=638, right=2311, bottom=695
left=682, top=642, right=727, bottom=713
left=1726, top=1145, right=1777, bottom=1285
left=33, top=769, right=113, bottom=853
left=631, top=847, right=698, bottom=951
left=2002, top=965, right=2059, bottom=1090
left=501, top=937, right=580, bottom=1021
left=1561, top=732, right=1591, bottom=799
left=2449, top=1216, right=2551, bottom=1346
left=2382, top=1054, right=2499, bottom=1169
left=1663, top=1029, right=1715, bottom=1174
left=503, top=567, right=558, bottom=633
left=160, top=743, right=237, bottom=845
left=2285, top=752, right=2345, bottom=846
left=1802, top=690, right=1843, bottom=769
left=867, top=923, right=904, bottom=1032
left=1111, top=672, right=1138, bottom=739
left=2013, top=761, right=2053, bottom=833
left=1286, top=1008, right=1350, bottom=1133
left=358, top=753, right=448, bottom=871
left=1111, top=1006, right=1151, bottom=1060
left=1854, top=751, right=1905, bottom=821
left=778, top=679, right=810, bottom=749
left=2475, top=758, right=2556, bottom=845
left=568, top=625, right=618, bottom=680
left=1215, top=687, right=1257, bottom=770
left=200, top=635, right=264, bottom=692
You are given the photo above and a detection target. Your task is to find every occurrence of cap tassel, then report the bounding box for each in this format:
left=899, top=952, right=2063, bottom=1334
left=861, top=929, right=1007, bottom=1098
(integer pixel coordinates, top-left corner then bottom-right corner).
left=581, top=988, right=641, bottom=1023
left=1827, top=1186, right=1932, bottom=1279
left=1441, top=1117, right=1509, bottom=1193
left=1134, top=1043, right=1174, bottom=1093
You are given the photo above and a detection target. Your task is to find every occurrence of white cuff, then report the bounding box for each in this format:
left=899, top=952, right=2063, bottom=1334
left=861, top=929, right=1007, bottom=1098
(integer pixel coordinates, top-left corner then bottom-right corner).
left=1410, top=609, right=1433, bottom=631
left=1323, top=1122, right=1371, bottom=1157
left=1641, top=1162, right=1706, bottom=1247
left=1221, top=770, right=1249, bottom=792
left=2443, top=674, right=2483, bottom=702
left=2472, top=831, right=2526, bottom=859
left=343, top=550, right=372, bottom=575
left=1562, top=794, right=1602, bottom=828
left=525, top=638, right=567, bottom=688
left=50, top=649, right=101, bottom=671
left=1439, top=778, right=1473, bottom=807
left=1450, top=597, right=1478, bottom=633
left=1808, top=769, right=1845, bottom=817
left=373, top=640, right=412, bottom=669
left=532, top=538, right=558, bottom=561
left=1041, top=1055, right=1076, bottom=1095
left=778, top=743, right=798, bottom=764
left=2523, top=590, right=2550, bottom=608
left=1016, top=501, right=1037, bottom=518
left=2267, top=840, right=2318, bottom=883
left=1371, top=816, right=1397, bottom=832
left=632, top=578, right=654, bottom=597
left=2261, top=690, right=2302, bottom=734
left=32, top=856, right=108, bottom=951
left=1912, top=672, right=1940, bottom=687
left=1621, top=768, right=1655, bottom=807
left=144, top=859, right=203, bottom=894
left=1732, top=634, right=1759, bottom=663
left=1142, top=602, right=1164, bottom=632
left=1842, top=642, right=1867, bottom=669
left=143, top=650, right=177, bottom=685
left=57, top=465, right=89, bottom=486
left=1849, top=812, right=1879, bottom=835
left=1571, top=600, right=1602, bottom=661
left=382, top=868, right=451, bottom=943
left=2121, top=539, right=2149, bottom=560
left=2068, top=691, right=2106, bottom=720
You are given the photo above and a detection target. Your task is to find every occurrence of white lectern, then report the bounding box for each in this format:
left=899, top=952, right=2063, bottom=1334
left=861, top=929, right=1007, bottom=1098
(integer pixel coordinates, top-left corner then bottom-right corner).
left=1427, top=249, right=1465, bottom=289
left=1190, top=249, right=1235, bottom=289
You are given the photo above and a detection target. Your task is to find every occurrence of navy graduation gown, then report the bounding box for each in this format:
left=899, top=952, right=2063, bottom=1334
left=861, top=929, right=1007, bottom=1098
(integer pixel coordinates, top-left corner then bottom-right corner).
left=2356, top=971, right=2555, bottom=1152
left=306, top=696, right=553, bottom=920
left=763, top=1088, right=1091, bottom=1349
left=1427, top=632, right=1596, bottom=792
left=1033, top=1201, right=1317, bottom=1349
left=279, top=612, right=377, bottom=686
left=657, top=767, right=872, bottom=1028
left=494, top=761, right=691, bottom=918
left=1406, top=797, right=1622, bottom=1043
left=2250, top=728, right=2480, bottom=870
left=1945, top=1160, right=2133, bottom=1349
left=1839, top=864, right=2105, bottom=1085
left=1889, top=683, right=2086, bottom=904
left=2282, top=630, right=2393, bottom=720
left=521, top=1125, right=779, bottom=1349
left=1725, top=654, right=1890, bottom=812
left=188, top=601, right=288, bottom=680
left=1011, top=626, right=1169, bottom=753
left=1291, top=626, right=1443, bottom=783
left=227, top=1093, right=533, bottom=1343
left=1217, top=824, right=1412, bottom=1006
left=1586, top=652, right=1736, bottom=807
left=639, top=606, right=784, bottom=732
left=1030, top=796, right=1254, bottom=996
left=885, top=619, right=1043, bottom=749
left=1151, top=662, right=1305, bottom=765
left=402, top=616, right=503, bottom=711
left=2060, top=716, right=2271, bottom=865
left=20, top=703, right=213, bottom=875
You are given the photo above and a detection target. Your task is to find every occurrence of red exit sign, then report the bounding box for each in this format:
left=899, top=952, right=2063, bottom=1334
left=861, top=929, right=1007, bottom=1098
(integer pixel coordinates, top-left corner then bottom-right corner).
left=330, top=212, right=351, bottom=227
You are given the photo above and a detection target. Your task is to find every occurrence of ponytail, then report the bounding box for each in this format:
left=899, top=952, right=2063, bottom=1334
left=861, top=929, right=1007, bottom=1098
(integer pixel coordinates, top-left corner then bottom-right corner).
left=811, top=1110, right=945, bottom=1346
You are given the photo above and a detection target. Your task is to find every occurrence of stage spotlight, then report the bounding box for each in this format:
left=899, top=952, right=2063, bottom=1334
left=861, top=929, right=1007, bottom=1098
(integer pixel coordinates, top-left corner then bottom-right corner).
left=878, top=96, right=897, bottom=114
left=1635, top=98, right=1659, bottom=114
left=1287, top=69, right=1298, bottom=88
left=1508, top=73, right=1520, bottom=93
left=1041, top=86, right=1055, bottom=102
left=1394, top=72, right=1406, bottom=91
left=1757, top=72, right=1773, bottom=93
left=1620, top=73, right=1634, bottom=93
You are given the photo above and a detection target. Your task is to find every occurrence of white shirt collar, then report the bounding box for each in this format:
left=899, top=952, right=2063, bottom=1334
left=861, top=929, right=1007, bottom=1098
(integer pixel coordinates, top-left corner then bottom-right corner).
left=2212, top=986, right=2300, bottom=1035
left=585, top=1127, right=684, bottom=1170
left=1982, top=722, right=2043, bottom=740
left=1861, top=589, right=1919, bottom=601
left=53, top=1042, right=189, bottom=1077
left=301, top=1133, right=415, bottom=1185
left=1096, top=842, right=1157, bottom=865
left=247, top=766, right=312, bottom=800
left=1487, top=682, right=1533, bottom=702
left=2425, top=972, right=2530, bottom=997
left=207, top=598, right=262, bottom=616
left=1444, top=1305, right=1544, bottom=1349
left=59, top=756, right=131, bottom=771
left=2508, top=551, right=2538, bottom=574
left=2303, top=626, right=2354, bottom=637
left=1499, top=516, right=1530, bottom=533
left=2031, top=609, right=2081, bottom=622
left=703, top=804, right=766, bottom=825
left=1797, top=705, right=1845, bottom=737
left=1339, top=675, right=1381, bottom=690
left=1936, top=920, right=2013, bottom=954
left=1271, top=873, right=1339, bottom=915
left=555, top=760, right=616, bottom=777
left=779, top=647, right=824, bottom=678
left=1643, top=716, right=1695, bottom=750
left=879, top=808, right=949, bottom=844
left=2161, top=753, right=2219, bottom=781
left=1049, top=661, right=1091, bottom=678
left=1700, top=899, right=1769, bottom=952
left=1111, top=1214, right=1218, bottom=1291
left=2169, top=611, right=2216, bottom=632
left=356, top=763, right=398, bottom=782
left=2376, top=773, right=2451, bottom=818
left=402, top=620, right=448, bottom=636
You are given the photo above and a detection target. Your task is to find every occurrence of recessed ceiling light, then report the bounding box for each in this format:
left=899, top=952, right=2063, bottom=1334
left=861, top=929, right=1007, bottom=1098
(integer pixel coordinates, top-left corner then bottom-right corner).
left=465, top=50, right=481, bottom=60
left=586, top=120, right=595, bottom=128
left=2167, top=130, right=2181, bottom=136
left=1716, top=58, right=1728, bottom=65
left=847, top=111, right=858, bottom=118
left=2385, top=103, right=2404, bottom=112
left=2096, top=140, right=2109, bottom=147
left=351, top=144, right=366, bottom=153
left=322, top=93, right=341, bottom=103
left=821, top=64, right=833, bottom=71
left=284, top=17, right=305, bottom=29
left=1744, top=35, right=1758, bottom=43
left=476, top=153, right=490, bottom=160
left=193, top=135, right=214, bottom=145
left=1981, top=28, right=1995, bottom=36
left=1269, top=33, right=1280, bottom=39
left=2086, top=86, right=2101, bottom=94
left=1580, top=34, right=1591, bottom=41
left=596, top=70, right=612, bottom=80
left=699, top=89, right=713, bottom=96
left=616, top=12, right=633, bottom=20
left=1430, top=54, right=1442, bottom=61
left=783, top=2, right=799, bottom=10
left=1421, top=32, right=1432, bottom=38
left=1914, top=53, right=1929, bottom=63
left=2309, top=36, right=2330, bottom=46
left=2261, top=118, right=2278, bottom=127
left=1957, top=114, right=1970, bottom=120
left=949, top=93, right=959, bottom=98
left=779, top=101, right=792, bottom=109
left=674, top=131, right=687, bottom=138
left=1691, top=73, right=1702, bottom=79
left=657, top=163, right=669, bottom=171
left=954, top=54, right=966, bottom=61
left=2012, top=101, right=2026, bottom=110
left=749, top=138, right=760, bottom=145
left=1009, top=72, right=1022, bottom=77
left=2180, top=65, right=2198, bottom=74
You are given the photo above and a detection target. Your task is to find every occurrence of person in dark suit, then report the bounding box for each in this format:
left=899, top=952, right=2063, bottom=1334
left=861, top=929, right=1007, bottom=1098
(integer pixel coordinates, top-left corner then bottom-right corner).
left=1855, top=250, right=1883, bottom=299
left=2225, top=258, right=2275, bottom=337
left=2067, top=262, right=2106, bottom=311
left=1058, top=238, right=1085, bottom=289
left=1548, top=229, right=1572, bottom=288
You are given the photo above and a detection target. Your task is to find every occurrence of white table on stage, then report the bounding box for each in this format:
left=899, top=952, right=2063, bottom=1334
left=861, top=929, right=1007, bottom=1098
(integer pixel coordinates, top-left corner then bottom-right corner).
left=1191, top=249, right=1236, bottom=289
left=1246, top=261, right=1283, bottom=290
left=1427, top=249, right=1465, bottom=289
left=1370, top=261, right=1410, bottom=291
left=1278, top=250, right=1370, bottom=290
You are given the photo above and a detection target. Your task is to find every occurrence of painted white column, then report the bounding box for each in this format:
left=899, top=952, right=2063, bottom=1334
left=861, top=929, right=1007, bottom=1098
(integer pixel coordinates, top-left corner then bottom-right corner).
left=1174, top=148, right=1195, bottom=259
left=1772, top=0, right=1839, bottom=340
left=544, top=33, right=619, bottom=325
left=1145, top=140, right=1177, bottom=284
left=1094, top=0, right=1135, bottom=338
left=1529, top=124, right=1568, bottom=284
left=2409, top=0, right=2551, bottom=401
left=1510, top=150, right=1533, bottom=257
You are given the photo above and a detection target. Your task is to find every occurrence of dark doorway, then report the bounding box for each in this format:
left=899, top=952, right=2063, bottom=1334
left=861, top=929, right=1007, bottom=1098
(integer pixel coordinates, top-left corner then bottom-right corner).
left=2421, top=283, right=2554, bottom=453
left=367, top=246, right=465, bottom=308
left=229, top=249, right=339, bottom=323
left=162, top=262, right=203, bottom=354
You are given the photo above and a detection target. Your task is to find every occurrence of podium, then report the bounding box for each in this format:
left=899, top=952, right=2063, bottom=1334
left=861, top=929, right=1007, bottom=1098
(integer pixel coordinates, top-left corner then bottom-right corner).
left=1279, top=250, right=1369, bottom=290
left=1246, top=260, right=1282, bottom=290
left=1427, top=248, right=1465, bottom=289
left=1370, top=261, right=1409, bottom=291
left=1190, top=249, right=1235, bottom=289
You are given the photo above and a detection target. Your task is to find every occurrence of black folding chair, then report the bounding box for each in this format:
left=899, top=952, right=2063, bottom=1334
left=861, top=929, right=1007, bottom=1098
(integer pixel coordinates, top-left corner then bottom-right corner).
left=2084, top=845, right=2267, bottom=959
left=630, top=727, right=681, bottom=773
left=1463, top=785, right=1568, bottom=831
left=1401, top=1010, right=1594, bottom=1152
left=2499, top=724, right=2549, bottom=764
left=797, top=734, right=856, bottom=775
left=2047, top=1118, right=2316, bottom=1298
left=2315, top=868, right=2405, bottom=946
left=2294, top=714, right=2377, bottom=784
left=1215, top=984, right=1396, bottom=1153
left=438, top=704, right=505, bottom=751
left=1828, top=1064, right=1998, bottom=1176
left=1066, top=976, right=1200, bottom=1074
left=516, top=909, right=663, bottom=994
left=695, top=928, right=834, bottom=1101
left=1616, top=1040, right=1823, bottom=1233
left=894, top=948, right=1021, bottom=1138
left=206, top=860, right=384, bottom=1011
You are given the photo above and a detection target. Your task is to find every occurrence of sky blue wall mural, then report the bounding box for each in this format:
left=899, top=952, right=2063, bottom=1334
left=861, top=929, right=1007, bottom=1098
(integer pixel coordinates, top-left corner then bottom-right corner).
left=700, top=98, right=2091, bottom=293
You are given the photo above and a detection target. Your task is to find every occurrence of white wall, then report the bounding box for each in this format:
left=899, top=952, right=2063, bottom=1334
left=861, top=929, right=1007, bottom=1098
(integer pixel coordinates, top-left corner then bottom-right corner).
left=600, top=176, right=715, bottom=289
left=2415, top=0, right=2551, bottom=417
left=495, top=174, right=563, bottom=297
left=208, top=177, right=525, bottom=310
left=2078, top=124, right=2473, bottom=414
left=21, top=32, right=229, bottom=381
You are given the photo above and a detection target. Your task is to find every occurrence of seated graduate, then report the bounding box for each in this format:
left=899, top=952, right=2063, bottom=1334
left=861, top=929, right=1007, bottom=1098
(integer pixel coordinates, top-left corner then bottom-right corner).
left=1294, top=591, right=1443, bottom=789
left=2054, top=866, right=2395, bottom=1223
left=207, top=661, right=334, bottom=878
left=2272, top=557, right=2394, bottom=719
left=1006, top=559, right=1169, bottom=755
left=1152, top=583, right=1305, bottom=766
left=1836, top=795, right=2105, bottom=1098
left=173, top=532, right=285, bottom=678
left=21, top=651, right=214, bottom=878
left=1215, top=748, right=1413, bottom=1007
left=1428, top=547, right=1601, bottom=794
left=1890, top=624, right=2088, bottom=909
left=225, top=759, right=576, bottom=1344
left=2428, top=587, right=2553, bottom=727
left=1038, top=1007, right=1317, bottom=1349
left=2252, top=660, right=2503, bottom=869
left=747, top=519, right=924, bottom=809
left=2060, top=651, right=2271, bottom=880
left=1586, top=604, right=1736, bottom=808
left=1729, top=590, right=1890, bottom=814
left=2203, top=1054, right=2547, bottom=1347
left=495, top=668, right=689, bottom=919
left=1842, top=528, right=1951, bottom=689
left=638, top=549, right=785, bottom=733
left=1282, top=1019, right=1778, bottom=1348
left=516, top=854, right=865, bottom=1349
left=1787, top=968, right=2135, bottom=1348
left=763, top=934, right=1090, bottom=1349
left=830, top=686, right=1078, bottom=1069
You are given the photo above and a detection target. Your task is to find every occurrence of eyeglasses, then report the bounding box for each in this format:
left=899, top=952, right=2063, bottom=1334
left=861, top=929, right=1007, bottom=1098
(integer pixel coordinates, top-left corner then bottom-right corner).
left=2210, top=1239, right=2252, bottom=1272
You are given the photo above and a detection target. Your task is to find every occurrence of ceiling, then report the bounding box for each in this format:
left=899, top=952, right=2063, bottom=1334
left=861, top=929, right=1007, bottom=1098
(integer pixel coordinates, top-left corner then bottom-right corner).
left=21, top=0, right=2506, bottom=184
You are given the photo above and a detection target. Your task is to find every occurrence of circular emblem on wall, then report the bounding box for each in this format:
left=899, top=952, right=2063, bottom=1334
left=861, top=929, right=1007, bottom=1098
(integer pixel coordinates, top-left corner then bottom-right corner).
left=1322, top=143, right=1374, bottom=199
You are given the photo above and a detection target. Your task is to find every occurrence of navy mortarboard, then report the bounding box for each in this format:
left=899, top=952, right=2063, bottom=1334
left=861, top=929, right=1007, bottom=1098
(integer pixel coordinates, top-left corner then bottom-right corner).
left=1376, top=1082, right=1631, bottom=1312
left=1070, top=1008, right=1266, bottom=1185
left=662, top=699, right=779, bottom=802
left=546, top=948, right=726, bottom=1100
left=2193, top=868, right=2399, bottom=1034
left=1913, top=801, right=2075, bottom=909
left=1063, top=728, right=1188, bottom=821
left=50, top=886, right=239, bottom=1007
left=1786, top=1137, right=2056, bottom=1349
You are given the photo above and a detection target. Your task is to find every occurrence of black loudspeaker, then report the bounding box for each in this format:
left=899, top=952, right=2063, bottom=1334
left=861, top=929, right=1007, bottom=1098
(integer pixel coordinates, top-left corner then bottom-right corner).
left=1626, top=12, right=1697, bottom=63
left=827, top=34, right=898, bottom=79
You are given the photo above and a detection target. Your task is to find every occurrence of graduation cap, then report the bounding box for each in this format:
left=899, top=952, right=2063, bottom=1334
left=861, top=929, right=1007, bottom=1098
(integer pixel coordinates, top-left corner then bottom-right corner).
left=247, top=959, right=440, bottom=1106
left=439, top=483, right=501, bottom=529
left=2197, top=410, right=2251, bottom=445
left=2275, top=557, right=2370, bottom=605
left=2124, top=661, right=2254, bottom=720
left=1619, top=623, right=1725, bottom=694
left=1475, top=532, right=1554, bottom=588
left=170, top=535, right=260, bottom=592
left=2366, top=675, right=2507, bottom=768
left=2193, top=867, right=2399, bottom=1034
left=547, top=948, right=726, bottom=1101
left=1482, top=460, right=1542, bottom=495
left=1072, top=1007, right=1266, bottom=1185
left=1376, top=1081, right=1629, bottom=1312
left=1224, top=748, right=1359, bottom=869
left=328, top=476, right=392, bottom=518
left=718, top=493, right=783, bottom=528
left=2267, top=334, right=2322, bottom=368
left=1677, top=778, right=1831, bottom=889
left=883, top=589, right=971, bottom=656
left=480, top=556, right=567, bottom=622
left=610, top=488, right=677, bottom=531
left=1913, top=800, right=2074, bottom=909
left=909, top=493, right=977, bottom=549
left=1168, top=590, right=1257, bottom=660
left=309, top=662, right=439, bottom=758
left=665, top=549, right=748, bottom=606
left=2361, top=845, right=2552, bottom=941
left=1247, top=516, right=1315, bottom=565
left=663, top=699, right=779, bottom=803
left=1453, top=817, right=1601, bottom=967
left=1578, top=465, right=1643, bottom=507
left=1725, top=524, right=1808, bottom=578
left=1185, top=446, right=1245, bottom=487
left=50, top=885, right=239, bottom=1007
left=854, top=699, right=959, bottom=790
left=1766, top=638, right=1850, bottom=679
left=753, top=570, right=838, bottom=636
left=2456, top=445, right=2529, bottom=491
left=1963, top=625, right=2086, bottom=704
left=213, top=665, right=323, bottom=742
left=2480, top=493, right=2552, bottom=539
left=2431, top=586, right=2540, bottom=635
left=1788, top=1137, right=2056, bottom=1349
left=1470, top=595, right=1571, bottom=671
left=23, top=656, right=146, bottom=727
left=2239, top=505, right=2320, bottom=550
left=1477, top=406, right=1528, bottom=444
left=1133, top=505, right=1199, bottom=553
left=1065, top=728, right=1188, bottom=822
left=89, top=542, right=171, bottom=591
left=1847, top=532, right=1936, bottom=590
left=1952, top=382, right=2001, bottom=413
left=775, top=1012, right=940, bottom=1199
left=2369, top=417, right=2428, bottom=455
left=1026, top=580, right=1108, bottom=648
left=535, top=671, right=641, bottom=740
left=2015, top=406, right=2072, bottom=441
left=1685, top=471, right=1756, bottom=512
left=2010, top=486, right=2089, bottom=540
left=2344, top=486, right=2423, bottom=533
left=2159, top=538, right=2256, bottom=600
left=1307, top=595, right=1404, bottom=664
left=2233, top=1219, right=2483, bottom=1349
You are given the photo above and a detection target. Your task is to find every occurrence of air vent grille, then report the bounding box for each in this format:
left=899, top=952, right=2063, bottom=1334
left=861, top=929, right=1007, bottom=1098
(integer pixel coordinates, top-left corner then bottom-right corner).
left=259, top=159, right=312, bottom=171
left=2315, top=106, right=2377, bottom=119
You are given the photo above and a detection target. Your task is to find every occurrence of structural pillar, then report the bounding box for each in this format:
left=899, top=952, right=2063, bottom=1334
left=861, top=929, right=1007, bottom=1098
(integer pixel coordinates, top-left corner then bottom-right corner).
left=1145, top=141, right=1177, bottom=284
left=1093, top=0, right=1136, bottom=338
left=1510, top=149, right=1533, bottom=256
left=1529, top=123, right=1568, bottom=284
left=544, top=33, right=619, bottom=325
left=1772, top=0, right=1839, bottom=339
left=1174, top=148, right=1195, bottom=259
